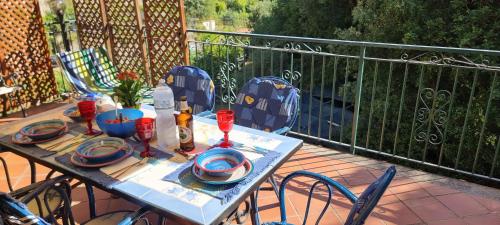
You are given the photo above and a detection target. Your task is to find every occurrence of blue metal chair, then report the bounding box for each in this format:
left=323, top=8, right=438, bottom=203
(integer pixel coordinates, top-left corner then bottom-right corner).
left=232, top=76, right=300, bottom=135
left=164, top=66, right=215, bottom=115
left=0, top=176, right=151, bottom=225
left=258, top=166, right=396, bottom=225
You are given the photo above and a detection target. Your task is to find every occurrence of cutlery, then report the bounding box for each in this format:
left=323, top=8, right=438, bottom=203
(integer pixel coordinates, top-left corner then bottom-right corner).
left=45, top=133, right=84, bottom=150
left=41, top=134, right=101, bottom=157
left=111, top=157, right=148, bottom=179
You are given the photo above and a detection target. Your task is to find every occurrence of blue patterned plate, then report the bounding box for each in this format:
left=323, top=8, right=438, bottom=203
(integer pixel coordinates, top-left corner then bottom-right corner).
left=70, top=143, right=133, bottom=168
left=20, top=120, right=67, bottom=141
left=192, top=159, right=253, bottom=185
left=194, top=148, right=246, bottom=177
left=75, top=137, right=127, bottom=164
left=63, top=106, right=84, bottom=122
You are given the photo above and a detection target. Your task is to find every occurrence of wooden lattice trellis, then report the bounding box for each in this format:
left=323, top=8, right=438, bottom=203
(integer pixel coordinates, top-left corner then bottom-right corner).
left=72, top=0, right=188, bottom=85
left=144, top=0, right=188, bottom=83
left=72, top=0, right=107, bottom=49
left=0, top=0, right=58, bottom=113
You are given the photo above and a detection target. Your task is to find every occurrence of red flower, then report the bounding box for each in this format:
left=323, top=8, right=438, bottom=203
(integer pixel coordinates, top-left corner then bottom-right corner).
left=117, top=71, right=139, bottom=81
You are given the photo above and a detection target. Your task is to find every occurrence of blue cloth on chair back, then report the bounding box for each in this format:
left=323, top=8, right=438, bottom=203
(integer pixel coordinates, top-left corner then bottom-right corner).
left=233, top=77, right=299, bottom=132
left=164, top=66, right=215, bottom=114
left=345, top=166, right=396, bottom=225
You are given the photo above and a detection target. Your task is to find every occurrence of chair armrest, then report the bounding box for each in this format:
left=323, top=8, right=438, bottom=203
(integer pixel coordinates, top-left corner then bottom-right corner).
left=272, top=127, right=291, bottom=135
left=117, top=206, right=151, bottom=225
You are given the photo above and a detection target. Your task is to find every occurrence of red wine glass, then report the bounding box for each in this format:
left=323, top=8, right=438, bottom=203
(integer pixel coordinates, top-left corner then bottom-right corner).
left=216, top=109, right=234, bottom=148
left=135, top=118, right=155, bottom=158
left=77, top=100, right=103, bottom=136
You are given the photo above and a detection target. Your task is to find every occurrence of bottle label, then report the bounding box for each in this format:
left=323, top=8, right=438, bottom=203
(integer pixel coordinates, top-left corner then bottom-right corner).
left=179, top=126, right=193, bottom=144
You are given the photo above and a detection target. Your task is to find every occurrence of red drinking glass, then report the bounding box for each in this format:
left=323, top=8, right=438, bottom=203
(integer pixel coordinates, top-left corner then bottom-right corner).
left=135, top=118, right=155, bottom=158
left=77, top=100, right=103, bottom=136
left=216, top=109, right=234, bottom=148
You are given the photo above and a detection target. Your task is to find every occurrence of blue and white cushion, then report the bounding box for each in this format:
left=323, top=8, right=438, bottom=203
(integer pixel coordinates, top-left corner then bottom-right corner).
left=233, top=77, right=299, bottom=132
left=164, top=66, right=215, bottom=114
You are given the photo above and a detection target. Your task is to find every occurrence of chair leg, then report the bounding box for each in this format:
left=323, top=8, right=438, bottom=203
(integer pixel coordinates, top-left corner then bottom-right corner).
left=0, top=156, right=14, bottom=192
left=29, top=160, right=36, bottom=183
left=85, top=183, right=97, bottom=219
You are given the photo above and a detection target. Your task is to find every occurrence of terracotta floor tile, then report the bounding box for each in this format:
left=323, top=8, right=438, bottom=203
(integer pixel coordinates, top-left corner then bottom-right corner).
left=437, top=193, right=490, bottom=217
left=388, top=183, right=422, bottom=194
left=471, top=195, right=500, bottom=212
left=463, top=213, right=500, bottom=225
left=2, top=140, right=500, bottom=225
left=426, top=218, right=468, bottom=225
left=396, top=189, right=430, bottom=201
left=374, top=202, right=423, bottom=225
left=377, top=194, right=401, bottom=205
left=257, top=194, right=296, bottom=222
left=404, top=197, right=457, bottom=222
left=289, top=191, right=336, bottom=217
left=422, top=183, right=461, bottom=196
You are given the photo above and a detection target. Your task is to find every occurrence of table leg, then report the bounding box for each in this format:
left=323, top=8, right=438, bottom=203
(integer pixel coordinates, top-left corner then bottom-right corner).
left=85, top=183, right=97, bottom=219
left=249, top=192, right=260, bottom=225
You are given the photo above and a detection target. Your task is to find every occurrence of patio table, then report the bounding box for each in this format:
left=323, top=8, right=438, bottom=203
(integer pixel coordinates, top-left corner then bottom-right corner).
left=0, top=104, right=303, bottom=225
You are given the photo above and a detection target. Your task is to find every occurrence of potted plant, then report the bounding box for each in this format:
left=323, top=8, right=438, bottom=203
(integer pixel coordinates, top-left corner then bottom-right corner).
left=114, top=71, right=143, bottom=108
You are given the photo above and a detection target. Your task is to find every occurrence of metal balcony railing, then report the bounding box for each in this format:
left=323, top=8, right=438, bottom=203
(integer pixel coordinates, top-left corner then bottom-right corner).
left=186, top=29, right=500, bottom=183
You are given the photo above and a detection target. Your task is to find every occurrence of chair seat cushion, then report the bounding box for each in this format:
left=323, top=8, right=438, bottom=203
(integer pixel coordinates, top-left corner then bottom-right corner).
left=82, top=211, right=148, bottom=225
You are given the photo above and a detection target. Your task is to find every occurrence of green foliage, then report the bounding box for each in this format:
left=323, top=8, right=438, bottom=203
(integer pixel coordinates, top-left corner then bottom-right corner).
left=185, top=0, right=274, bottom=30
left=248, top=0, right=500, bottom=178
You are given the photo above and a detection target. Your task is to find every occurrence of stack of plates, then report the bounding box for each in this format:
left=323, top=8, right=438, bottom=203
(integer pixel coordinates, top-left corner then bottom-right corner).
left=192, top=148, right=253, bottom=185
left=71, top=137, right=133, bottom=168
left=12, top=120, right=68, bottom=144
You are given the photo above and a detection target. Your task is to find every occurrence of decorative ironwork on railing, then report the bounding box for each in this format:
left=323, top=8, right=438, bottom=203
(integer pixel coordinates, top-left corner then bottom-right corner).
left=187, top=29, right=500, bottom=183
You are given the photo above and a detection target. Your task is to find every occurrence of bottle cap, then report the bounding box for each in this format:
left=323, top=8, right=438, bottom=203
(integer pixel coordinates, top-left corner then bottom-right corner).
left=157, top=79, right=166, bottom=87
left=180, top=96, right=187, bottom=101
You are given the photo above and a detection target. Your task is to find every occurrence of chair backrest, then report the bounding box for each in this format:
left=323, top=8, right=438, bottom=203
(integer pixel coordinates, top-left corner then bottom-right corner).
left=89, top=47, right=119, bottom=88
left=164, top=66, right=215, bottom=114
left=344, top=166, right=396, bottom=225
left=57, top=49, right=96, bottom=95
left=0, top=193, right=50, bottom=225
left=272, top=166, right=396, bottom=225
left=233, top=76, right=299, bottom=132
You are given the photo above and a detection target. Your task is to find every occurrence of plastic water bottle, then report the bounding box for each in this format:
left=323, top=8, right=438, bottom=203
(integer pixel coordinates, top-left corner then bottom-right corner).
left=153, top=79, right=179, bottom=150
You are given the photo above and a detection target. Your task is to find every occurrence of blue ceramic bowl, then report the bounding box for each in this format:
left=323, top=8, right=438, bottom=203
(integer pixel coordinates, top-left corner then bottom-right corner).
left=75, top=137, right=127, bottom=164
left=63, top=106, right=85, bottom=122
left=194, top=148, right=246, bottom=177
left=20, top=119, right=66, bottom=141
left=96, top=109, right=144, bottom=138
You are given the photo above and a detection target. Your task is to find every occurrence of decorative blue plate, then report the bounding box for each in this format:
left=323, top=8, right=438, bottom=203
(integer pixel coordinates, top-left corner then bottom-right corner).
left=194, top=148, right=246, bottom=177
left=70, top=143, right=133, bottom=168
left=63, top=106, right=84, bottom=122
left=19, top=120, right=67, bottom=141
left=192, top=159, right=253, bottom=185
left=75, top=137, right=128, bottom=164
